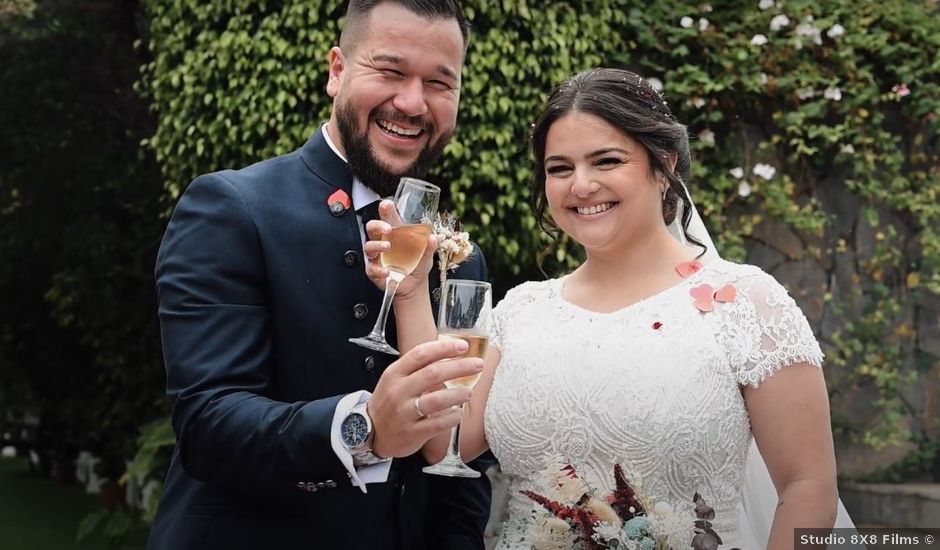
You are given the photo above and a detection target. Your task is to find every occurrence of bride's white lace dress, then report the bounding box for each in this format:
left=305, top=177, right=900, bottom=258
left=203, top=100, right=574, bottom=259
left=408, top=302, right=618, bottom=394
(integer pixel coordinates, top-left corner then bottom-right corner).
left=484, top=258, right=824, bottom=549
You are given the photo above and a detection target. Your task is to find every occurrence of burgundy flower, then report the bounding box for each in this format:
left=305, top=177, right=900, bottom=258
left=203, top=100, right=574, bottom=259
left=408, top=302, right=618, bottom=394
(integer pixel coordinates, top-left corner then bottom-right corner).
left=609, top=464, right=645, bottom=521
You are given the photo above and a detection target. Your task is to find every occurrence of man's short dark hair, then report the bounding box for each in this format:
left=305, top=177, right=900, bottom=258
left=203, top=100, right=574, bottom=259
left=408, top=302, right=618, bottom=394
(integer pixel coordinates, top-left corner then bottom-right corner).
left=340, top=0, right=471, bottom=53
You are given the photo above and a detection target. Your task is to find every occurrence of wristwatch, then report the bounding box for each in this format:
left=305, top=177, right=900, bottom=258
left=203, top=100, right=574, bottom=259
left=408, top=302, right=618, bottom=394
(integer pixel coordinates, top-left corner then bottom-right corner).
left=340, top=402, right=389, bottom=466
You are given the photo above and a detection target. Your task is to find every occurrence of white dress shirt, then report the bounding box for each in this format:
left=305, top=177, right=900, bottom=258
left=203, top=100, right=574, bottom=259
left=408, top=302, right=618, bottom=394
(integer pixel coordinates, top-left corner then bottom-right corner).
left=322, top=123, right=391, bottom=493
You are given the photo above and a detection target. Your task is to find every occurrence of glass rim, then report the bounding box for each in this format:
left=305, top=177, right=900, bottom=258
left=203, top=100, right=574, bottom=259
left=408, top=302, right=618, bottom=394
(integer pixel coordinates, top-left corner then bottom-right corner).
left=442, top=279, right=491, bottom=290
left=398, top=177, right=441, bottom=194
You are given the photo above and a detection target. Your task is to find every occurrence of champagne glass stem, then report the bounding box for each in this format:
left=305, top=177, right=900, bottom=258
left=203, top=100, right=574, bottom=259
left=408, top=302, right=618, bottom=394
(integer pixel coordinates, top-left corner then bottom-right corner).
left=369, top=275, right=401, bottom=342
left=444, top=404, right=464, bottom=461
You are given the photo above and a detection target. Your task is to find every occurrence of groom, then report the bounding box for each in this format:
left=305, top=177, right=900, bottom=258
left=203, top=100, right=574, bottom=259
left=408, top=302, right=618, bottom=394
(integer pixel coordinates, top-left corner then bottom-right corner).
left=147, top=1, right=491, bottom=549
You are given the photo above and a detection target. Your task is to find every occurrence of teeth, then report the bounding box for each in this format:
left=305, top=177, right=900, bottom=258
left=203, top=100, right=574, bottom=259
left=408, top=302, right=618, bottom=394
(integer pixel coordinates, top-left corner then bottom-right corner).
left=576, top=202, right=614, bottom=215
left=377, top=119, right=421, bottom=137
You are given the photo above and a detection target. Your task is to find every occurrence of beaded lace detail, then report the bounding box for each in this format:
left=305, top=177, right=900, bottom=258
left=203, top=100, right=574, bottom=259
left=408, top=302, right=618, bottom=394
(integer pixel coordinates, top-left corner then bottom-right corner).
left=485, top=259, right=823, bottom=549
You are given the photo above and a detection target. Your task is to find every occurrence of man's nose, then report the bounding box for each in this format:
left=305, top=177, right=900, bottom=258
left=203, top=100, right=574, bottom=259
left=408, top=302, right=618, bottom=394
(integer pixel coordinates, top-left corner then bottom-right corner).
left=392, top=78, right=429, bottom=118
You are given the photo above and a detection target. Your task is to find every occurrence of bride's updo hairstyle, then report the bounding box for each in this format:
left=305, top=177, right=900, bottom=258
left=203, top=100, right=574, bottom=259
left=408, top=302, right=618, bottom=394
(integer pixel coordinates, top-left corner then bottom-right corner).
left=529, top=67, right=707, bottom=254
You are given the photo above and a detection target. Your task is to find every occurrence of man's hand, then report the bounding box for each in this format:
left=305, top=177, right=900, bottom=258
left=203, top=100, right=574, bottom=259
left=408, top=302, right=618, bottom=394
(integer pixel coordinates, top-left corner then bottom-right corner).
left=368, top=338, right=483, bottom=459
left=363, top=200, right=437, bottom=300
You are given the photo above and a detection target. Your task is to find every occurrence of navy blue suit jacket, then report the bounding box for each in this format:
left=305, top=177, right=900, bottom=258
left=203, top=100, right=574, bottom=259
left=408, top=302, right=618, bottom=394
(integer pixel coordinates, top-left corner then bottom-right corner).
left=148, top=129, right=492, bottom=550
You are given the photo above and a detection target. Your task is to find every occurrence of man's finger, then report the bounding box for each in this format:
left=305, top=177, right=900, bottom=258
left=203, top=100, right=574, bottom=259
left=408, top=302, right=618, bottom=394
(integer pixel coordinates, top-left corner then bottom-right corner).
left=386, top=339, right=470, bottom=377
left=415, top=387, right=472, bottom=417
left=402, top=356, right=483, bottom=396
left=414, top=408, right=463, bottom=437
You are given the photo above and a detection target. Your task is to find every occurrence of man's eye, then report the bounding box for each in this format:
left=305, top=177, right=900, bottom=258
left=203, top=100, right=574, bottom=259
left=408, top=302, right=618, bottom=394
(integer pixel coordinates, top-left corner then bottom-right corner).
left=428, top=80, right=452, bottom=90
left=382, top=69, right=404, bottom=77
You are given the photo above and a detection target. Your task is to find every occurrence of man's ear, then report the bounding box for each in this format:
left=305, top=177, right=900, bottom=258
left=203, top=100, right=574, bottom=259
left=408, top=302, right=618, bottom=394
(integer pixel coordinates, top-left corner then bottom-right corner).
left=326, top=46, right=345, bottom=98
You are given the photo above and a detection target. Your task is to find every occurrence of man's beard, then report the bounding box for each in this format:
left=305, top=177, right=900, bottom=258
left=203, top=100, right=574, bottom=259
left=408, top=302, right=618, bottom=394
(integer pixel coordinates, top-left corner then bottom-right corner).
left=335, top=103, right=451, bottom=197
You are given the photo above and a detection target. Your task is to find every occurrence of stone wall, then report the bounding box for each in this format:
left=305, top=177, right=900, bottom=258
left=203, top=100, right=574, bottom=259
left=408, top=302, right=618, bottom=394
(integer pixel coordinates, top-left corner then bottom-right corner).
left=747, top=175, right=940, bottom=478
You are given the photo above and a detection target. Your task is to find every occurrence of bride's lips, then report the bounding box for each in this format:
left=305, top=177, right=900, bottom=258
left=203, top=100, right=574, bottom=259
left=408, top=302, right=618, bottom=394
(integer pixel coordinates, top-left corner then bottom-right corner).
left=568, top=201, right=620, bottom=219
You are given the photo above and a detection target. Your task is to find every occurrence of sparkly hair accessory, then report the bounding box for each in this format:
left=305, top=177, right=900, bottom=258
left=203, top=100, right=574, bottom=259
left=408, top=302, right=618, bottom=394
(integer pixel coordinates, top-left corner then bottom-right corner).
left=633, top=75, right=675, bottom=120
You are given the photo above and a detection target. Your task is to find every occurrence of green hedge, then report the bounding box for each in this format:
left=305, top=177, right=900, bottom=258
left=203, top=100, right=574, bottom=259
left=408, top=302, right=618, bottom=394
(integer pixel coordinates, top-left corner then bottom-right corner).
left=140, top=0, right=939, bottom=452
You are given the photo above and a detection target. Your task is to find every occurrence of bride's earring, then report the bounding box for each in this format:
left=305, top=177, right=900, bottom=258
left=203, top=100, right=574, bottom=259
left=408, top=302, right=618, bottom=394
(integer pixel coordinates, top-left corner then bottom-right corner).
left=663, top=182, right=687, bottom=245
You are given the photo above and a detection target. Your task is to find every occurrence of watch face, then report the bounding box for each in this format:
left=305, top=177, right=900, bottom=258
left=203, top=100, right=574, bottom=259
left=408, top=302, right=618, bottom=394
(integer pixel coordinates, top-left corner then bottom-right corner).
left=341, top=412, right=369, bottom=448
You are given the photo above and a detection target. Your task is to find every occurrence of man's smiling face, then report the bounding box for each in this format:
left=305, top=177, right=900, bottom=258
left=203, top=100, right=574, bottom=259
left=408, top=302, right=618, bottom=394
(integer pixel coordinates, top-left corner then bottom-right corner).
left=327, top=2, right=464, bottom=195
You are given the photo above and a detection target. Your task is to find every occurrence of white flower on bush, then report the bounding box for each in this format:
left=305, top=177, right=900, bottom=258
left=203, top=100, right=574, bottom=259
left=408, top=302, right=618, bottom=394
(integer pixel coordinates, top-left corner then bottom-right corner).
left=699, top=18, right=710, bottom=32
left=691, top=97, right=706, bottom=108
left=759, top=72, right=770, bottom=85
left=698, top=129, right=715, bottom=146
left=729, top=167, right=745, bottom=179
left=751, top=33, right=768, bottom=46
left=795, top=16, right=822, bottom=45
left=647, top=77, right=664, bottom=92
left=738, top=181, right=753, bottom=197
left=680, top=16, right=694, bottom=28
left=759, top=0, right=775, bottom=10
left=827, top=24, right=845, bottom=38
left=797, top=87, right=816, bottom=100
left=753, top=163, right=777, bottom=180
left=770, top=14, right=790, bottom=31
left=841, top=144, right=856, bottom=154
left=824, top=86, right=842, bottom=101
left=702, top=3, right=713, bottom=12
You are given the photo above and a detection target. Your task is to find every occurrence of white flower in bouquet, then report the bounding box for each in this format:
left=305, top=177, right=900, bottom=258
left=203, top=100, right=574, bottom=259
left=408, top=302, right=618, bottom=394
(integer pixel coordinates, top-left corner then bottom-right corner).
left=432, top=211, right=473, bottom=291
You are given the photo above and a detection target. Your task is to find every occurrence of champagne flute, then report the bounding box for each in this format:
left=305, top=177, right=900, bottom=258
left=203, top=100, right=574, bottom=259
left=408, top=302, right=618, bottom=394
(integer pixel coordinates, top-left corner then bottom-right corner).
left=349, top=177, right=440, bottom=356
left=423, top=279, right=491, bottom=478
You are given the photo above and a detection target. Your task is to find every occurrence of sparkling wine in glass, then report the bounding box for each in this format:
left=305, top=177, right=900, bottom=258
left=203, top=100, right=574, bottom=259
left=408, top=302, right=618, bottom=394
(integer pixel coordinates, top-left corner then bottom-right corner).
left=423, top=279, right=492, bottom=478
left=349, top=177, right=440, bottom=356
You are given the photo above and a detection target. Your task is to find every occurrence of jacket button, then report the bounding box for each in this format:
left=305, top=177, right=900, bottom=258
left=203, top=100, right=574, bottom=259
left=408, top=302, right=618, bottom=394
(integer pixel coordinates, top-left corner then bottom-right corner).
left=364, top=356, right=376, bottom=373
left=353, top=303, right=368, bottom=319
left=343, top=250, right=359, bottom=267
left=329, top=201, right=346, bottom=217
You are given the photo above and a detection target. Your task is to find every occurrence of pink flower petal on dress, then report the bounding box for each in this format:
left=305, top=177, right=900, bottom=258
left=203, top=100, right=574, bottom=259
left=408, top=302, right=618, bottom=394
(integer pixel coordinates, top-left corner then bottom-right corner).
left=676, top=260, right=703, bottom=279
left=690, top=284, right=715, bottom=312
left=714, top=284, right=737, bottom=303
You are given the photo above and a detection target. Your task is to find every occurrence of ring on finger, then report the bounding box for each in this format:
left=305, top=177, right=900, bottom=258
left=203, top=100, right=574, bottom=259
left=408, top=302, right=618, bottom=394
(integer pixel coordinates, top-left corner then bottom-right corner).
left=413, top=396, right=427, bottom=418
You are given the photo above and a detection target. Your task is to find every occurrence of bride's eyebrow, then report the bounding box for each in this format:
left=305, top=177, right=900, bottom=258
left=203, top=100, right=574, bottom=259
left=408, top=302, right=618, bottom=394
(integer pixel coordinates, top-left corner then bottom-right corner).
left=586, top=147, right=629, bottom=158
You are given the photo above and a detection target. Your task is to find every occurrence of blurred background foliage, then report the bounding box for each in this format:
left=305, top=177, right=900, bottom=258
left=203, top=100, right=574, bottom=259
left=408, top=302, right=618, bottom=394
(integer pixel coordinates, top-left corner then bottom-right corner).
left=1, top=0, right=938, bottom=543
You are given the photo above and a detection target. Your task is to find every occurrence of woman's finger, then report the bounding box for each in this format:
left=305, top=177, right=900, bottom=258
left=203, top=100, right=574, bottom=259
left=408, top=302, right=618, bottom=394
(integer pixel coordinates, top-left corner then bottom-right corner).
left=365, top=219, right=392, bottom=241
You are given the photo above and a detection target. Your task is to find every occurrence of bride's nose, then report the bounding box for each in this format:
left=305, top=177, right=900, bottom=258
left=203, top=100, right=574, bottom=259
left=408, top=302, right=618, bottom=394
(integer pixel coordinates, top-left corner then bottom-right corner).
left=570, top=173, right=600, bottom=198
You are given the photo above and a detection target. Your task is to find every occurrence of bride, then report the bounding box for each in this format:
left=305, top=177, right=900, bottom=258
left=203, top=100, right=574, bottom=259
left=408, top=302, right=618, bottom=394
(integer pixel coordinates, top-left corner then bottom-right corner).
left=368, top=68, right=854, bottom=548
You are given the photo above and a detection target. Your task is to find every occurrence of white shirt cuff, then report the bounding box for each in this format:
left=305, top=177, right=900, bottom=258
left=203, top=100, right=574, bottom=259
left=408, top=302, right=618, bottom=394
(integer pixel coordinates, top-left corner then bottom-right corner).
left=330, top=390, right=392, bottom=494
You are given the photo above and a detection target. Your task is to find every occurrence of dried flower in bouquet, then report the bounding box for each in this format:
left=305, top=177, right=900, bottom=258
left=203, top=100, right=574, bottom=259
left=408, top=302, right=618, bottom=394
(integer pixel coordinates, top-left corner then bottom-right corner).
left=432, top=211, right=473, bottom=295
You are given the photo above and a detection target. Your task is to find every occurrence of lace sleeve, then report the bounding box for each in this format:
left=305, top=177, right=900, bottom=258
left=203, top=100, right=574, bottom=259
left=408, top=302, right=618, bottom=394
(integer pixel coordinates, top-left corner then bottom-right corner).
left=724, top=270, right=824, bottom=388
left=490, top=281, right=544, bottom=353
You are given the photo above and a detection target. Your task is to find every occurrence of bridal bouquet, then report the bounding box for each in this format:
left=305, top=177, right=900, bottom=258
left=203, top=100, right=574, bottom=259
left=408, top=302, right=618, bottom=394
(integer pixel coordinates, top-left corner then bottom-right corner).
left=515, top=463, right=739, bottom=550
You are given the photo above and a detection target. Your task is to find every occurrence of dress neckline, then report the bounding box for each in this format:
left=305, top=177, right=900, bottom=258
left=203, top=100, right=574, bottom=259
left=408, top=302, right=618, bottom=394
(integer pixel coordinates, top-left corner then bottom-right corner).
left=552, top=257, right=721, bottom=316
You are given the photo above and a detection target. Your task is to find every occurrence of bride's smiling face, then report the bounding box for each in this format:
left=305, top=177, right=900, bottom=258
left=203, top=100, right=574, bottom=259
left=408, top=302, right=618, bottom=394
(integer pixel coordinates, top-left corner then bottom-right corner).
left=544, top=111, right=665, bottom=254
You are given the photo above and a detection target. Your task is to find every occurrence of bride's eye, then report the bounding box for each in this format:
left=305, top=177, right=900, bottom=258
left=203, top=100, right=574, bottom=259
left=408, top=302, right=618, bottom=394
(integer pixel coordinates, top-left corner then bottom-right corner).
left=596, top=157, right=625, bottom=168
left=546, top=165, right=572, bottom=176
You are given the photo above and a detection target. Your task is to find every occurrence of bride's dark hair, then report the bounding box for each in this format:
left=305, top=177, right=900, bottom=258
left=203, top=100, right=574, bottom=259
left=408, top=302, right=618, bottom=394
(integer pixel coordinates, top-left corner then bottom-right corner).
left=529, top=67, right=707, bottom=256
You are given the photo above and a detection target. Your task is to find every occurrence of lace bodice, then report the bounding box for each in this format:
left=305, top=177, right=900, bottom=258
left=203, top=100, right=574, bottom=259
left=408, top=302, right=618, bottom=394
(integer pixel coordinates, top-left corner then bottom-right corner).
left=484, top=259, right=823, bottom=549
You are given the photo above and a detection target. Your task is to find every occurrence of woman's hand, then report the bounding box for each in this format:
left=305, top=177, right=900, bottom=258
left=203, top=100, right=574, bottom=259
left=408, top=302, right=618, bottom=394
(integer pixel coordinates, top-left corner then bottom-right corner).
left=363, top=200, right=438, bottom=300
